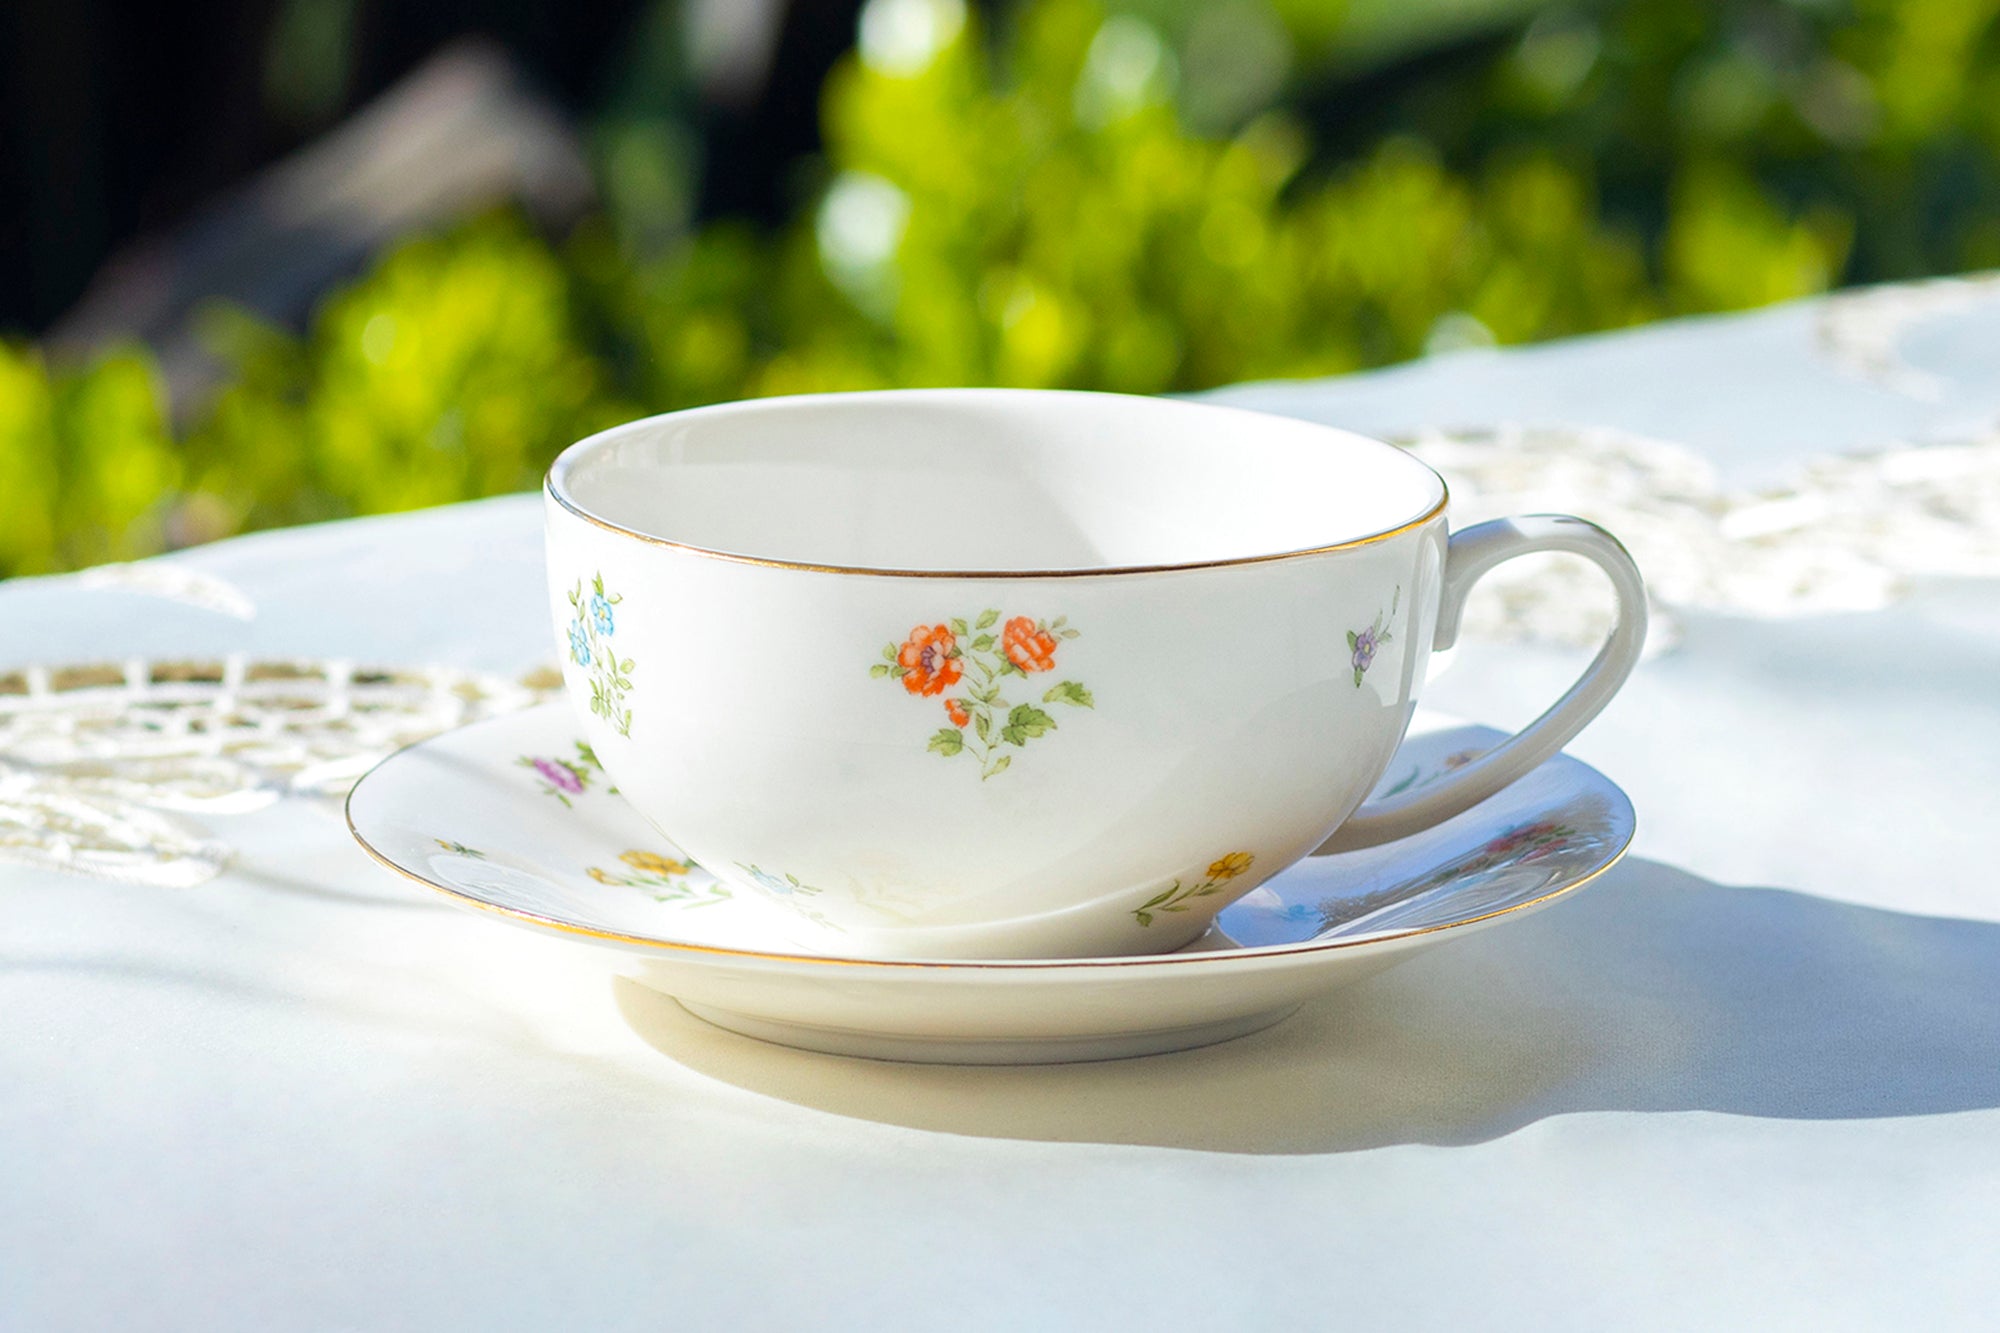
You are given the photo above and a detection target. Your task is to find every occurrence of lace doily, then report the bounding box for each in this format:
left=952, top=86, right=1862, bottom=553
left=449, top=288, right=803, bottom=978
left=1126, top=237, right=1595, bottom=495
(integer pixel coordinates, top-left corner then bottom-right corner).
left=1815, top=271, right=2000, bottom=400
left=72, top=563, right=260, bottom=619
left=1, top=773, right=234, bottom=889
left=1, top=657, right=560, bottom=886
left=1398, top=421, right=2000, bottom=649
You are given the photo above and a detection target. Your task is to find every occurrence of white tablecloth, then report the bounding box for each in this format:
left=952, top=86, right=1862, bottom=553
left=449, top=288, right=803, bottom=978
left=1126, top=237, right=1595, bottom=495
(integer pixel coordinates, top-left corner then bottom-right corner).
left=6, top=285, right=1997, bottom=1330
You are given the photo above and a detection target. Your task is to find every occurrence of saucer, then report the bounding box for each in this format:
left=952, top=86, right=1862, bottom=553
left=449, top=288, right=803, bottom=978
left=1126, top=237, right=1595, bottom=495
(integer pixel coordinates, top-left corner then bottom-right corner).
left=346, top=704, right=1633, bottom=1063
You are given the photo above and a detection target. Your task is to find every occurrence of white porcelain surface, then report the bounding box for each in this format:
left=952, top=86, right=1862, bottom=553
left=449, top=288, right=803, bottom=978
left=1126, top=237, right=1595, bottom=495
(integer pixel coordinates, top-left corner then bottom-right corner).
left=545, top=389, right=1646, bottom=958
left=345, top=704, right=1633, bottom=1063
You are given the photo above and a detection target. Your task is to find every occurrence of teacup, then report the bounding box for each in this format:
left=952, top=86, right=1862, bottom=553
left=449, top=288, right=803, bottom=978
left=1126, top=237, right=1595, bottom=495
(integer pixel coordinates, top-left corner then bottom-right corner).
left=545, top=389, right=1645, bottom=959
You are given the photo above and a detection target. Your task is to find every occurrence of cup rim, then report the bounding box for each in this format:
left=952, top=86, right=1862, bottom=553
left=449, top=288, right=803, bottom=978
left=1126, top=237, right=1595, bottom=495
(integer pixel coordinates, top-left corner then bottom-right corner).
left=546, top=388, right=1450, bottom=579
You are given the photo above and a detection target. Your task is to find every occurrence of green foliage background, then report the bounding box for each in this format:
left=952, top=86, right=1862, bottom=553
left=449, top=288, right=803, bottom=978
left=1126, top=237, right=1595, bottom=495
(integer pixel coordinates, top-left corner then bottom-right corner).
left=10, top=0, right=2000, bottom=575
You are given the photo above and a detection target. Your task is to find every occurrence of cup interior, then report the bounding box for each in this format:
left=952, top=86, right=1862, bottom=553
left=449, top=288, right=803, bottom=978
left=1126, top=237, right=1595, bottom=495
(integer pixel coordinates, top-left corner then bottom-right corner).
left=550, top=389, right=1444, bottom=573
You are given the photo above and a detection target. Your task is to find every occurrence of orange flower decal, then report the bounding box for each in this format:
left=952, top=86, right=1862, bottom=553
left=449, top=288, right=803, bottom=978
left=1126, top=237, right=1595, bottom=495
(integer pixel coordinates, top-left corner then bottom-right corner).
left=1002, top=616, right=1059, bottom=673
left=896, top=624, right=964, bottom=696
left=874, top=609, right=1089, bottom=780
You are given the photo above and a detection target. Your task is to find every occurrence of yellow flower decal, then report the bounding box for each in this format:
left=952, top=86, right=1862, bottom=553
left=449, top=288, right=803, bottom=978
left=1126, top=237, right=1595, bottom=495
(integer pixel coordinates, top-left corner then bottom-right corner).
left=1134, top=850, right=1259, bottom=926
left=620, top=849, right=690, bottom=875
left=583, top=852, right=730, bottom=908
left=1207, top=851, right=1254, bottom=881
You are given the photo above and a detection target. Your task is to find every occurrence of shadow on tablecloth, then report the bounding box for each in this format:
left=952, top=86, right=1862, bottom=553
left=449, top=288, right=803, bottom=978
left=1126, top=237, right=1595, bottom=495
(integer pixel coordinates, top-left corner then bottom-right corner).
left=614, top=857, right=2000, bottom=1154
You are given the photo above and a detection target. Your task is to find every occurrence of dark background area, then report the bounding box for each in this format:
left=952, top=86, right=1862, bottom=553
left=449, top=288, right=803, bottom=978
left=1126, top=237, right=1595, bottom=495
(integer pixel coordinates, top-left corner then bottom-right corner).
left=0, top=0, right=871, bottom=334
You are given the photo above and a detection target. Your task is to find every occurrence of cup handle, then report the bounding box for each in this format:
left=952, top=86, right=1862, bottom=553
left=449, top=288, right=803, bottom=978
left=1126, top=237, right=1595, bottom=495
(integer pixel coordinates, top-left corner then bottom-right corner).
left=1315, top=514, right=1647, bottom=854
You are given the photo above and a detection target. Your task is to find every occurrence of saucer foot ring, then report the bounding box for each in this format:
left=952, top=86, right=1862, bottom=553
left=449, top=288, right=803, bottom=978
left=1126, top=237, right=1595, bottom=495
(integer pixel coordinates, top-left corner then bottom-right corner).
left=675, top=999, right=1303, bottom=1065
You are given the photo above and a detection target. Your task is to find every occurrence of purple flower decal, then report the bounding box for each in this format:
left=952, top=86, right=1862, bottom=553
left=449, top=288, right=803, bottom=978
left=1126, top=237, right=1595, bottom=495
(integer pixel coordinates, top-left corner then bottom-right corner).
left=533, top=757, right=583, bottom=794
left=1351, top=627, right=1378, bottom=673
left=1347, top=586, right=1400, bottom=687
left=518, top=743, right=603, bottom=808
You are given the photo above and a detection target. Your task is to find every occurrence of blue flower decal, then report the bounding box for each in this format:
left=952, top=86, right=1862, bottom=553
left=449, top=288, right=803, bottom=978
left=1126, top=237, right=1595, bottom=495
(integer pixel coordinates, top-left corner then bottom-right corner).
left=738, top=863, right=823, bottom=899
left=565, top=574, right=634, bottom=736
